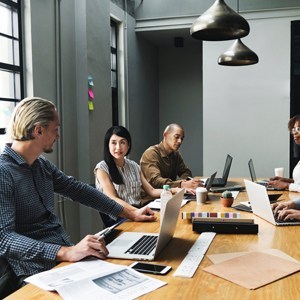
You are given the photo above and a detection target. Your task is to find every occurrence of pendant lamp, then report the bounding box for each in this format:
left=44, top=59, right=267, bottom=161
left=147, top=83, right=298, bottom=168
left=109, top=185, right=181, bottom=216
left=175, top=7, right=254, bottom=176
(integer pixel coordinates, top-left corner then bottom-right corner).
left=218, top=38, right=259, bottom=66
left=190, top=0, right=249, bottom=41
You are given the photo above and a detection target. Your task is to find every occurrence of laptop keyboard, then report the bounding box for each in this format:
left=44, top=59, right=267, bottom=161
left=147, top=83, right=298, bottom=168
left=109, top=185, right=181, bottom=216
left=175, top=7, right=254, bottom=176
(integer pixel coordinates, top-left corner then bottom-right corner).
left=125, top=235, right=158, bottom=255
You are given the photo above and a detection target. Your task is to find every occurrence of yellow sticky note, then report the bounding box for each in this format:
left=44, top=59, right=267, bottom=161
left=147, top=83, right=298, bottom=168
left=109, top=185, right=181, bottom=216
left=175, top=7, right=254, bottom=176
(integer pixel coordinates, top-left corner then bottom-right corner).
left=88, top=101, right=94, bottom=111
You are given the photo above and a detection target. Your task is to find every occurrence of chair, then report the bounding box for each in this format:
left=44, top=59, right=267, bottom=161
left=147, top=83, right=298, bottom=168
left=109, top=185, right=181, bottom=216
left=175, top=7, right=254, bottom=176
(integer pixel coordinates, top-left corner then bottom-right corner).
left=0, top=258, right=19, bottom=298
left=89, top=183, right=124, bottom=228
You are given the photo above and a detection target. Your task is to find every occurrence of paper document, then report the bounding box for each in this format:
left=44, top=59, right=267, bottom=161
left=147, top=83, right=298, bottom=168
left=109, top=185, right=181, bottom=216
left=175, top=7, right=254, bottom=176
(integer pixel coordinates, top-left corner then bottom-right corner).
left=25, top=258, right=166, bottom=300
left=147, top=199, right=189, bottom=210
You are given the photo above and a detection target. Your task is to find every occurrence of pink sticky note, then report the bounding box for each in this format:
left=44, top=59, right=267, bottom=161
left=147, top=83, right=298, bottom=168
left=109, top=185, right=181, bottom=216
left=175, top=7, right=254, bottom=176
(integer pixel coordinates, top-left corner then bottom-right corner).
left=88, top=89, right=94, bottom=99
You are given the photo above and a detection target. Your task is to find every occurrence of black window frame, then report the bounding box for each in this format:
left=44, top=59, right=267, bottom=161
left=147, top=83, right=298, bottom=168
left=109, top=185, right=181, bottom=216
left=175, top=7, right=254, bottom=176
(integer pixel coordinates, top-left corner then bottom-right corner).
left=0, top=0, right=24, bottom=135
left=111, top=19, right=119, bottom=126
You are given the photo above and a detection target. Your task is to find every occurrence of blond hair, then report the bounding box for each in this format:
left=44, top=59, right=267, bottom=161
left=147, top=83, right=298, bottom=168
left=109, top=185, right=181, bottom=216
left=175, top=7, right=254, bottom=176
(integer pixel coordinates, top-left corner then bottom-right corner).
left=6, top=97, right=56, bottom=141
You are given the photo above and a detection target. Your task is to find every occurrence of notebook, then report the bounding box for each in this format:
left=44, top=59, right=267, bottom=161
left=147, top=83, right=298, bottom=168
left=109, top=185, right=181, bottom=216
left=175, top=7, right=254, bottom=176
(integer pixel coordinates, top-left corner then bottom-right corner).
left=244, top=179, right=300, bottom=226
left=107, top=189, right=184, bottom=260
left=248, top=158, right=284, bottom=191
left=211, top=154, right=233, bottom=187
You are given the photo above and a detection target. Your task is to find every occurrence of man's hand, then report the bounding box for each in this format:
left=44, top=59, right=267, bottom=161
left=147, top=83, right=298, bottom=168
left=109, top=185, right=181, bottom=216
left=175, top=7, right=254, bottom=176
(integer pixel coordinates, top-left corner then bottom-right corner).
left=126, top=206, right=157, bottom=222
left=268, top=180, right=289, bottom=190
left=56, top=235, right=108, bottom=262
left=272, top=201, right=295, bottom=215
left=276, top=209, right=300, bottom=221
left=181, top=179, right=203, bottom=189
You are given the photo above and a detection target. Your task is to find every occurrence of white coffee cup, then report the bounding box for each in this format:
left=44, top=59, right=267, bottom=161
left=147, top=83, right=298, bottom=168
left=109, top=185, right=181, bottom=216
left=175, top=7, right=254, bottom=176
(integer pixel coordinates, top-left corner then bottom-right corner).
left=196, top=187, right=208, bottom=205
left=274, top=167, right=284, bottom=177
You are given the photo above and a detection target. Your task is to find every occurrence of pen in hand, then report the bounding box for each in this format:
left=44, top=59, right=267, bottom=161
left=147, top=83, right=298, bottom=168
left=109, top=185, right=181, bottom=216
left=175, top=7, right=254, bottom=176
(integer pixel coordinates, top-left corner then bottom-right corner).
left=97, top=227, right=113, bottom=241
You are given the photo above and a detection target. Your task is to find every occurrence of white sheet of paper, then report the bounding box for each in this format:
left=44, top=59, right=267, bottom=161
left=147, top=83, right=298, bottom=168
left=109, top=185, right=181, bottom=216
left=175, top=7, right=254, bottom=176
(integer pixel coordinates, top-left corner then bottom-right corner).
left=25, top=258, right=166, bottom=300
left=56, top=266, right=166, bottom=300
left=147, top=199, right=189, bottom=210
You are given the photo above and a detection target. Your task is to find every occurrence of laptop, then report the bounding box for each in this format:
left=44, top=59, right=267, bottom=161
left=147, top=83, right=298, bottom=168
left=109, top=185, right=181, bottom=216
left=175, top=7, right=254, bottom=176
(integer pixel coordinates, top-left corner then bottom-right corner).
left=211, top=154, right=233, bottom=187
left=244, top=179, right=300, bottom=226
left=107, top=189, right=184, bottom=260
left=184, top=171, right=217, bottom=200
left=205, top=171, right=217, bottom=191
left=248, top=158, right=284, bottom=192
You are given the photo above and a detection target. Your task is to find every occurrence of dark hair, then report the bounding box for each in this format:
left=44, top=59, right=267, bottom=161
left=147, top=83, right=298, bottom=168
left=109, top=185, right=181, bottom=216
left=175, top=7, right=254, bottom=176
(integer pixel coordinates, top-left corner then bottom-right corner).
left=288, top=115, right=300, bottom=131
left=104, top=126, right=132, bottom=184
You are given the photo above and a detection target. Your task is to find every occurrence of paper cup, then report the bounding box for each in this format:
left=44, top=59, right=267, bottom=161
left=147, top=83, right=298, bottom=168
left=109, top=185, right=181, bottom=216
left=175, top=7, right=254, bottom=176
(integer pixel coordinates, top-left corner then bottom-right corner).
left=196, top=187, right=208, bottom=205
left=274, top=167, right=284, bottom=177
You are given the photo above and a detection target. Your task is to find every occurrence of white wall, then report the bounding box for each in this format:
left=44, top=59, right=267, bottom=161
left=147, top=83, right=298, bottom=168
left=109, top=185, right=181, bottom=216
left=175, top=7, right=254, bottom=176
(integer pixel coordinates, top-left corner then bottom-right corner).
left=203, top=9, right=300, bottom=178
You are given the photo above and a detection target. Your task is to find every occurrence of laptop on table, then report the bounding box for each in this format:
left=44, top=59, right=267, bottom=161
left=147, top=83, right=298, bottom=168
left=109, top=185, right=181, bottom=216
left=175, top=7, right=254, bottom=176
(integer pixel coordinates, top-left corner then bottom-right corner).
left=211, top=154, right=233, bottom=187
left=107, top=189, right=184, bottom=260
left=184, top=171, right=217, bottom=200
left=248, top=158, right=284, bottom=197
left=244, top=179, right=300, bottom=226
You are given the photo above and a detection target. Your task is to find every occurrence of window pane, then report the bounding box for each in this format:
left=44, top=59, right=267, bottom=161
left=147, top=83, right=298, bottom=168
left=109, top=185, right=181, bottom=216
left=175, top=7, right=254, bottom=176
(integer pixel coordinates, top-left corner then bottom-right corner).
left=12, top=10, right=19, bottom=38
left=111, top=71, right=117, bottom=88
left=110, top=24, right=116, bottom=48
left=0, top=69, right=16, bottom=98
left=0, top=35, right=13, bottom=64
left=111, top=53, right=116, bottom=70
left=0, top=3, right=12, bottom=36
left=13, top=39, right=20, bottom=65
left=14, top=72, right=20, bottom=99
left=0, top=101, right=15, bottom=128
left=0, top=134, right=10, bottom=152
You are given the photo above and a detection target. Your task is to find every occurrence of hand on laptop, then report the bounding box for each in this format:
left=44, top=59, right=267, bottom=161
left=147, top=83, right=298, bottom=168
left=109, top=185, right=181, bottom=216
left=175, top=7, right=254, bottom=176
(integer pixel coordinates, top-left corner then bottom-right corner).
left=272, top=201, right=295, bottom=216
left=275, top=208, right=300, bottom=221
left=269, top=176, right=293, bottom=182
left=185, top=188, right=196, bottom=195
left=181, top=178, right=203, bottom=189
left=268, top=179, right=290, bottom=190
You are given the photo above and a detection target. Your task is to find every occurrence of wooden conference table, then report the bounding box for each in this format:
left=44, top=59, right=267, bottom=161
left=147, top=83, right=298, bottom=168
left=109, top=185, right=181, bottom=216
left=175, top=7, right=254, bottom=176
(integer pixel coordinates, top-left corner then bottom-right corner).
left=5, top=179, right=300, bottom=300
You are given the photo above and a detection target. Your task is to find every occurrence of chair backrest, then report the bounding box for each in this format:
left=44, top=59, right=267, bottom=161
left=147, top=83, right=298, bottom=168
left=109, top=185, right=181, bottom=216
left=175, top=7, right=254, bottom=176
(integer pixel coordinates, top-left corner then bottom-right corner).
left=0, top=258, right=18, bottom=298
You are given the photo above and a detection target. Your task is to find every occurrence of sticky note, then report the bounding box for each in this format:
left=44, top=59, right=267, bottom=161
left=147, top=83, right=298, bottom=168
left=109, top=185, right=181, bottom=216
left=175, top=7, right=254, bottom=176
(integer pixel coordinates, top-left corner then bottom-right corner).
left=88, top=89, right=94, bottom=99
left=88, top=101, right=94, bottom=111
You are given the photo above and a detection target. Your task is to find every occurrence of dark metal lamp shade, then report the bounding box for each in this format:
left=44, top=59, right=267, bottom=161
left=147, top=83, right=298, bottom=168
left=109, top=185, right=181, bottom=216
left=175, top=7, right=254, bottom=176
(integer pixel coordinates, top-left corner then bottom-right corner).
left=190, top=0, right=250, bottom=41
left=218, top=39, right=259, bottom=66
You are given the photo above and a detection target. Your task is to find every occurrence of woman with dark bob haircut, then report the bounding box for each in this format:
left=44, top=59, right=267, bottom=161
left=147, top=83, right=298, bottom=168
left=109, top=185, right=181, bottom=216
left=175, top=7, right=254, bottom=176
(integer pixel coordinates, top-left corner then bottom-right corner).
left=94, top=126, right=180, bottom=210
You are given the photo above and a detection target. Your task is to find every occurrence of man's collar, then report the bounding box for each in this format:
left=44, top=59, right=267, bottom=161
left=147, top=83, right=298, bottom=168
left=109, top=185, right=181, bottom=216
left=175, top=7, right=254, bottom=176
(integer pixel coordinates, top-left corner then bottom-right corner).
left=158, top=142, right=174, bottom=157
left=3, top=144, right=38, bottom=167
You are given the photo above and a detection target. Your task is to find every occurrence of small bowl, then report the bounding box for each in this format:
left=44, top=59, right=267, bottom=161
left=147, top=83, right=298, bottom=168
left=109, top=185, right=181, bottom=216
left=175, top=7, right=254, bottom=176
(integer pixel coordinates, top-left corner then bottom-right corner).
left=220, top=197, right=234, bottom=207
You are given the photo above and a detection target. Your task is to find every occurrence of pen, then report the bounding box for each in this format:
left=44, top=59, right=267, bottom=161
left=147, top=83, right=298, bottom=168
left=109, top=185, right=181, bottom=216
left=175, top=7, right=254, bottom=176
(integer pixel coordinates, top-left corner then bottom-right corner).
left=97, top=226, right=115, bottom=241
left=97, top=228, right=110, bottom=241
left=96, top=218, right=126, bottom=240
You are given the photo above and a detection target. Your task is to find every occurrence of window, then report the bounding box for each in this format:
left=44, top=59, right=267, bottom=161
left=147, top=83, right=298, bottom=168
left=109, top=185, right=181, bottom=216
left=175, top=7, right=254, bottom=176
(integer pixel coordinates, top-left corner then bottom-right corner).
left=111, top=19, right=118, bottom=125
left=0, top=0, right=23, bottom=149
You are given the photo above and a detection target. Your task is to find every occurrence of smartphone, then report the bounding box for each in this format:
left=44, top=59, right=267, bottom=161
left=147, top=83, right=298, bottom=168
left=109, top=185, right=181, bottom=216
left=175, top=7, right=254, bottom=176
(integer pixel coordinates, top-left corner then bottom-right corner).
left=129, top=262, right=172, bottom=275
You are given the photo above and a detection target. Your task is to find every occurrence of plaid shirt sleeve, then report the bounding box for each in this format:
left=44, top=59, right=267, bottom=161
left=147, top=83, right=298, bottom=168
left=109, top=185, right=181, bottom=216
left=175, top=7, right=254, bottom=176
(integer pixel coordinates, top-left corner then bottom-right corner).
left=0, top=146, right=123, bottom=277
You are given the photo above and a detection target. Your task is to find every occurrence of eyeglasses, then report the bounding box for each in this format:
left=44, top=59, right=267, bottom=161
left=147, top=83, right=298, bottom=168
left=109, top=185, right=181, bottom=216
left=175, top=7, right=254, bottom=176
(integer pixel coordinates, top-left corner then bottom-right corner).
left=291, top=127, right=300, bottom=134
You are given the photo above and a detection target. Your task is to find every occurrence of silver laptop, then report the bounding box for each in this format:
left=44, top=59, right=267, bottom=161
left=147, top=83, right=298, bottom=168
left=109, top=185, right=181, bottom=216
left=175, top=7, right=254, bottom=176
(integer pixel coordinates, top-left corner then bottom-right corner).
left=107, top=189, right=184, bottom=260
left=244, top=179, right=300, bottom=226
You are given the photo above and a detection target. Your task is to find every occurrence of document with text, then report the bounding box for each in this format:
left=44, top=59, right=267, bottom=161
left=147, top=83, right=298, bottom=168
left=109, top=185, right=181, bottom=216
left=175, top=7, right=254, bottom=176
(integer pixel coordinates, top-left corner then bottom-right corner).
left=25, top=258, right=167, bottom=300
